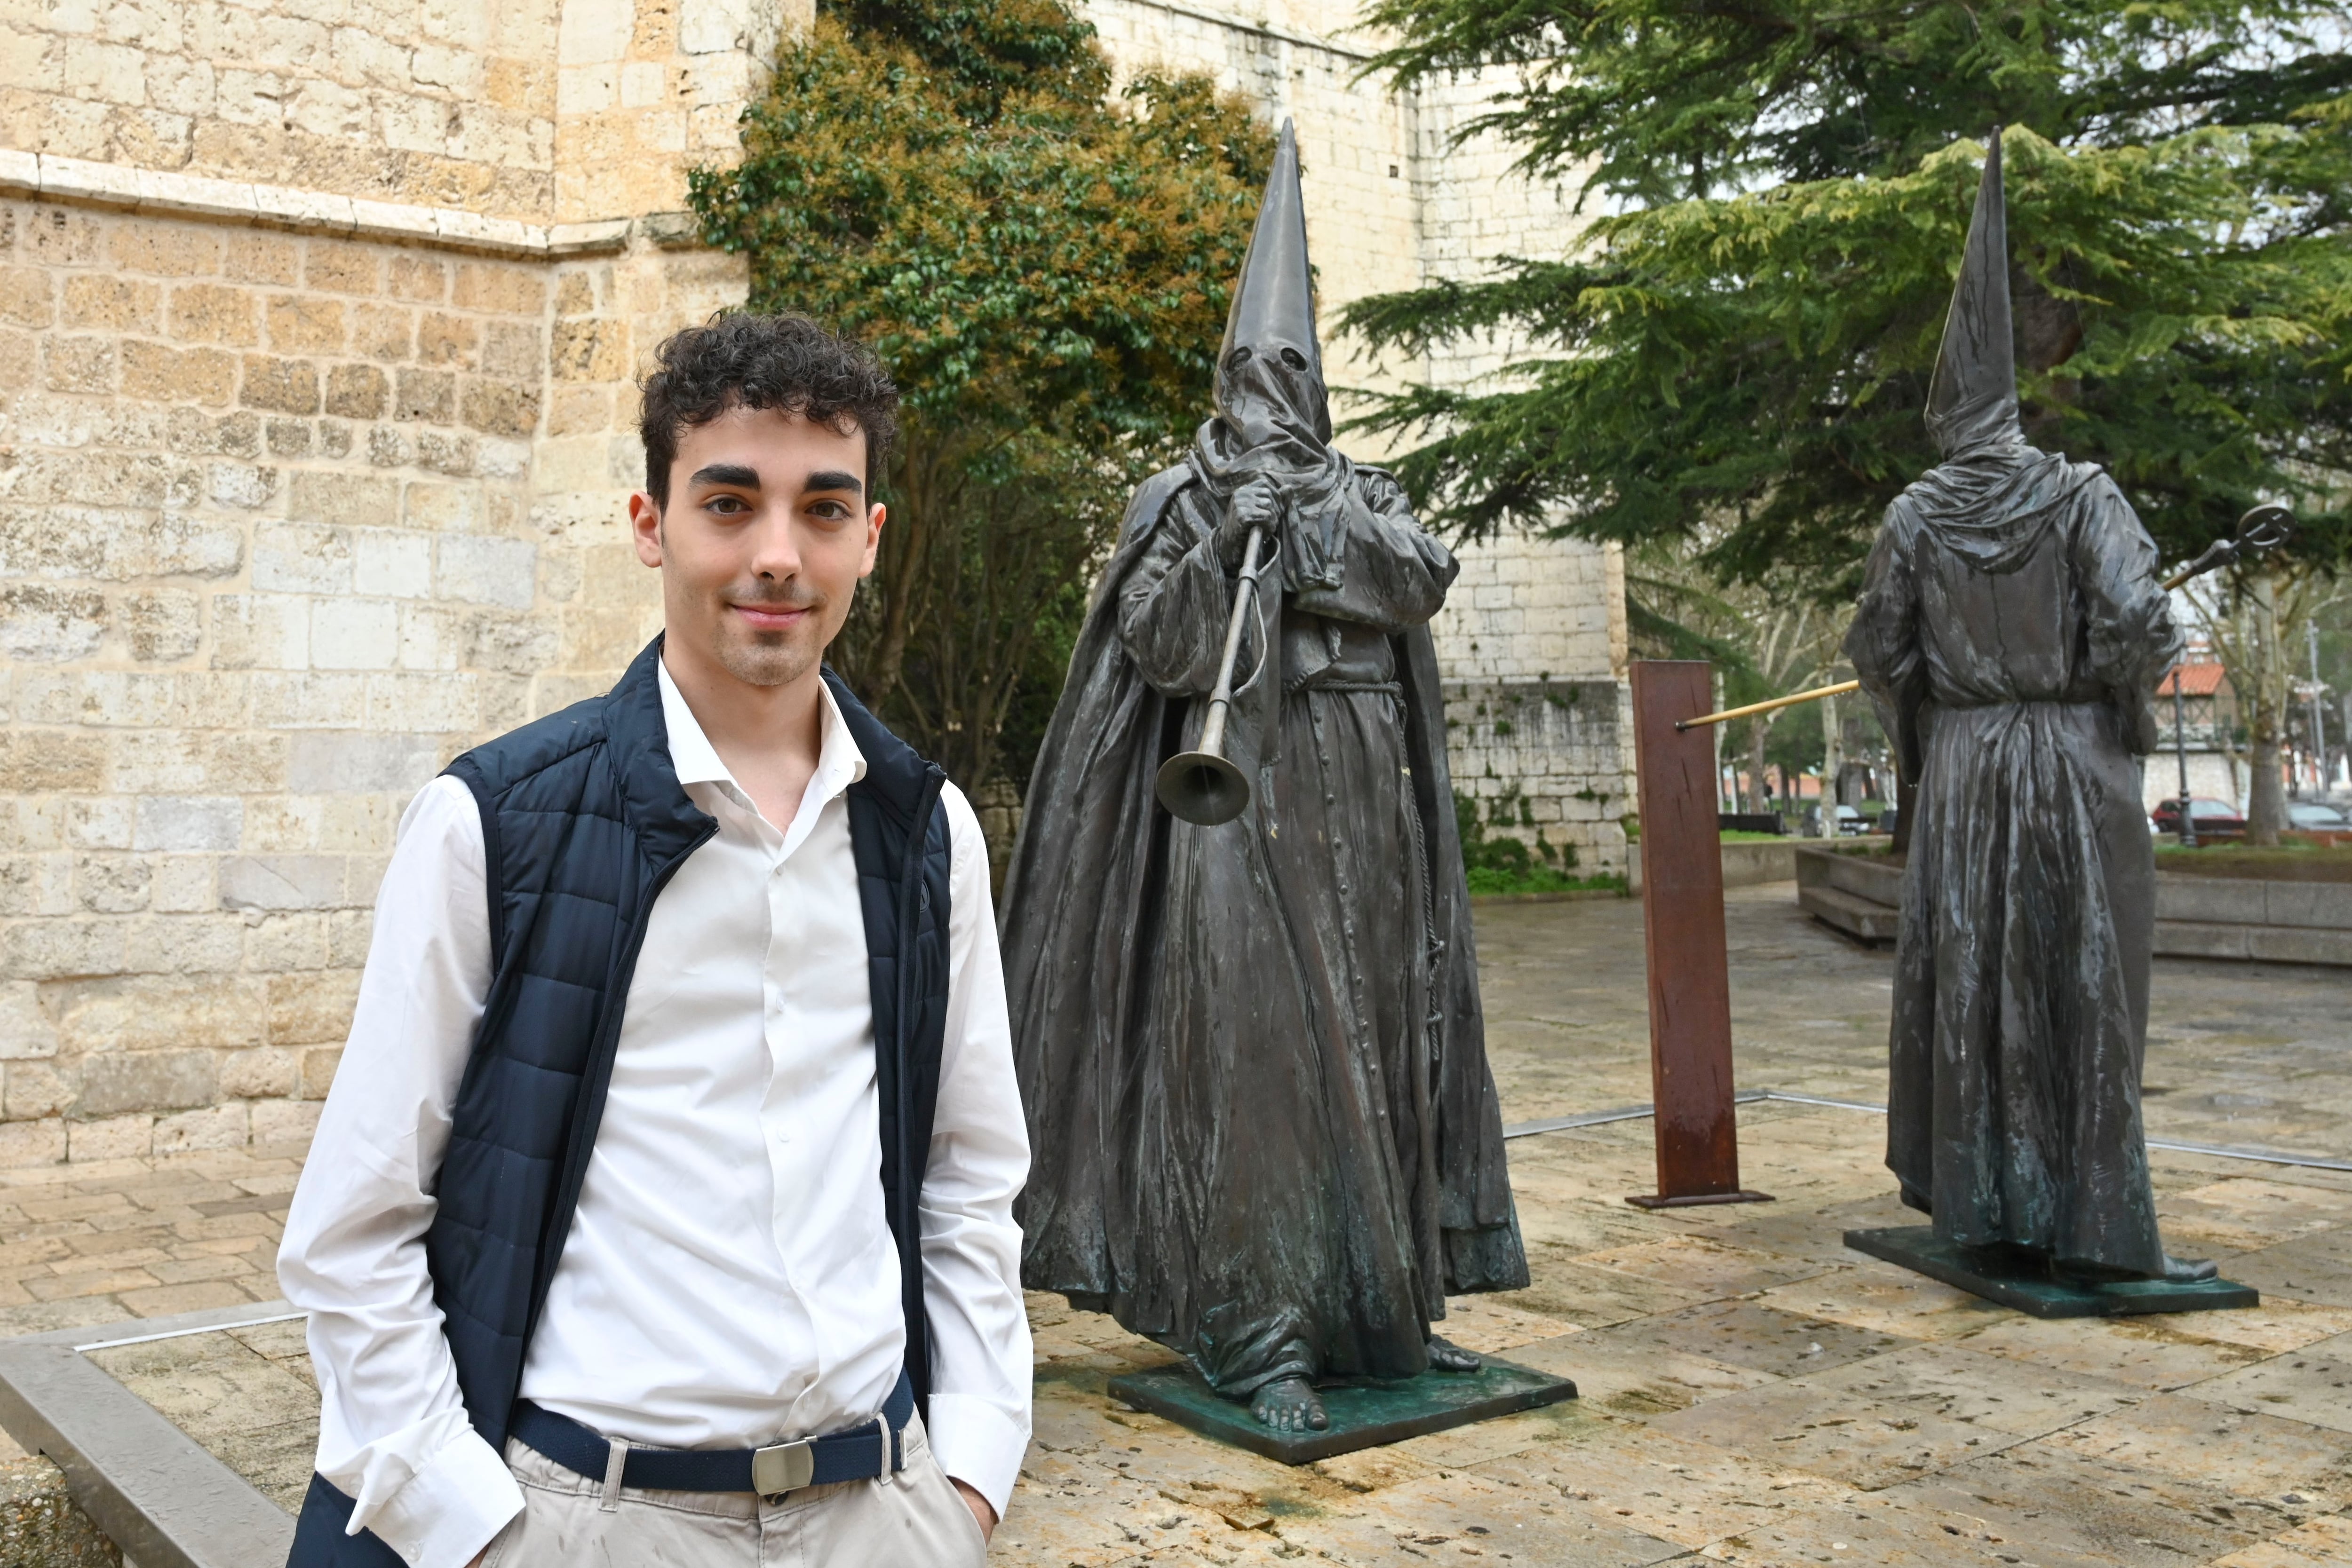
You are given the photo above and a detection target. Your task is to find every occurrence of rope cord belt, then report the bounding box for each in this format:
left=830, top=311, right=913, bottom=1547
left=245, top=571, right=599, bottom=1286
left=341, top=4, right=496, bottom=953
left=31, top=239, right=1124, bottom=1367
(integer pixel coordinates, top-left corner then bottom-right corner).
left=1292, top=679, right=1404, bottom=696
left=511, top=1370, right=915, bottom=1500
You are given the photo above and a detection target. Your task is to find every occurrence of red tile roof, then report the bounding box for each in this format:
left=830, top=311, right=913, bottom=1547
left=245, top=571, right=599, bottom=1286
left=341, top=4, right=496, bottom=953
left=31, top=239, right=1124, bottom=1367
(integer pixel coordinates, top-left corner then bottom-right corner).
left=2157, top=662, right=2230, bottom=697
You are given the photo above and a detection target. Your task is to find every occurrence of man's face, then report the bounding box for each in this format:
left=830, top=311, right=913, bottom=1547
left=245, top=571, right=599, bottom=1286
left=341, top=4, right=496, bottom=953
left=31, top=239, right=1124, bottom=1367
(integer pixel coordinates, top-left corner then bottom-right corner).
left=629, top=404, right=883, bottom=690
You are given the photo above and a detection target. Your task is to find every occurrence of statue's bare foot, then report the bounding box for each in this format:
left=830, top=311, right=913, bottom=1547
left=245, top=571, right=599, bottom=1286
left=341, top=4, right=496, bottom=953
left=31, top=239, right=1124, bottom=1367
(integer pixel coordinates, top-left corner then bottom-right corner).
left=1426, top=1336, right=1480, bottom=1373
left=1249, top=1377, right=1327, bottom=1433
left=2161, top=1254, right=2218, bottom=1283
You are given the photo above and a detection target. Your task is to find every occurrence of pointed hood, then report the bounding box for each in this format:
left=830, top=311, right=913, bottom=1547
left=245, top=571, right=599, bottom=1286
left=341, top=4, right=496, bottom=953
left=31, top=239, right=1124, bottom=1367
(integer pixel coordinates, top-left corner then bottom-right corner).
left=1214, top=120, right=1325, bottom=435
left=1924, top=128, right=2024, bottom=459
left=1191, top=118, right=1356, bottom=591
left=1901, top=127, right=2102, bottom=572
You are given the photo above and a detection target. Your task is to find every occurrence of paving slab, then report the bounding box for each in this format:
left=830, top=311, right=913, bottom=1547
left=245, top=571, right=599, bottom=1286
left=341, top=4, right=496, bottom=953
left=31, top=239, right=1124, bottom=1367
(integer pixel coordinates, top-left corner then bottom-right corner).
left=2192, top=1344, right=2352, bottom=1434
left=1645, top=1367, right=2038, bottom=1489
left=1757, top=1259, right=2015, bottom=1342
left=2037, top=1390, right=2352, bottom=1514
left=1959, top=1312, right=2277, bottom=1391
left=2208, top=1511, right=2352, bottom=1565
left=1877, top=1444, right=2288, bottom=1566
left=1564, top=1296, right=1912, bottom=1384
left=1474, top=1422, right=1844, bottom=1548
left=1802, top=1338, right=2137, bottom=1436
left=1505, top=1327, right=1777, bottom=1419
left=2225, top=1238, right=2352, bottom=1308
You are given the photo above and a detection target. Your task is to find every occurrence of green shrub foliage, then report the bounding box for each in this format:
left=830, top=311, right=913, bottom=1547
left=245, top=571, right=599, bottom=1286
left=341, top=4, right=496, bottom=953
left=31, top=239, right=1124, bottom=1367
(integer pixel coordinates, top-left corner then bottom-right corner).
left=1343, top=0, right=2352, bottom=596
left=692, top=0, right=1273, bottom=793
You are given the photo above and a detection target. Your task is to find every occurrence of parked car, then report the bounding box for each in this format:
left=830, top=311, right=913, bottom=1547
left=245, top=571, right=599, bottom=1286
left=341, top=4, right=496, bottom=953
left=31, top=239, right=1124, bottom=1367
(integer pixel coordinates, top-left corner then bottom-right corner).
left=2150, top=797, right=2246, bottom=837
left=1835, top=805, right=1874, bottom=836
left=2288, top=800, right=2352, bottom=831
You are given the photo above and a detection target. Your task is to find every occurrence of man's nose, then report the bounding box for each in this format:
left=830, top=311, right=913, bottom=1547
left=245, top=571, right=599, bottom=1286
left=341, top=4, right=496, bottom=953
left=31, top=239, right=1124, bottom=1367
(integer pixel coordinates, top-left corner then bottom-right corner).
left=747, top=507, right=803, bottom=578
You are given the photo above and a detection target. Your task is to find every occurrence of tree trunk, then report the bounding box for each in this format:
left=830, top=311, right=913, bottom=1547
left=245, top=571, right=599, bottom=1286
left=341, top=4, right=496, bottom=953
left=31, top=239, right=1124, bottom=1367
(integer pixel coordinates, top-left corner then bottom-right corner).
left=1746, top=718, right=1768, bottom=814
left=2248, top=730, right=2286, bottom=845
left=2244, top=569, right=2288, bottom=846
left=1819, top=688, right=1841, bottom=839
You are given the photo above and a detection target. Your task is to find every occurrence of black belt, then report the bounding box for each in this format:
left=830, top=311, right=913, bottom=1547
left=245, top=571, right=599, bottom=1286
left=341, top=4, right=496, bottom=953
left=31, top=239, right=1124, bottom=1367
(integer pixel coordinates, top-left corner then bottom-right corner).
left=511, top=1371, right=914, bottom=1500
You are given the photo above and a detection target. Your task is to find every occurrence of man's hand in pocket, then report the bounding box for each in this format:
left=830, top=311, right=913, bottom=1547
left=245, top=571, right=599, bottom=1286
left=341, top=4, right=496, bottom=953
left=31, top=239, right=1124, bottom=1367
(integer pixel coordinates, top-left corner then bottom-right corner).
left=950, top=1477, right=998, bottom=1542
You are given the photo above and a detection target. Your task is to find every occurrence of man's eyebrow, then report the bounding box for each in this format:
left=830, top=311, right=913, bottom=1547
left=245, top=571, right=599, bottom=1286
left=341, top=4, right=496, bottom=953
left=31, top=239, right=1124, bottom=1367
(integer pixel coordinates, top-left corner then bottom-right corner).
left=687, top=462, right=762, bottom=490
left=803, top=470, right=864, bottom=498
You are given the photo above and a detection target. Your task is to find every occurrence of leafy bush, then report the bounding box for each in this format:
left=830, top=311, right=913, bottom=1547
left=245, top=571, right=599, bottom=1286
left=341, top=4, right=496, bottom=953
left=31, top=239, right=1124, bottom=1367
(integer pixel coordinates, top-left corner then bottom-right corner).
left=1454, top=792, right=1627, bottom=895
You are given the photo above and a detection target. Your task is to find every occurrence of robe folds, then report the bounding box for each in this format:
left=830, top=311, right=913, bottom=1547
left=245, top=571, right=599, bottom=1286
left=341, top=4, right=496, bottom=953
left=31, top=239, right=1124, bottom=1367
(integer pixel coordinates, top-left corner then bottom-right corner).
left=1003, top=462, right=1526, bottom=1396
left=1845, top=450, right=2183, bottom=1275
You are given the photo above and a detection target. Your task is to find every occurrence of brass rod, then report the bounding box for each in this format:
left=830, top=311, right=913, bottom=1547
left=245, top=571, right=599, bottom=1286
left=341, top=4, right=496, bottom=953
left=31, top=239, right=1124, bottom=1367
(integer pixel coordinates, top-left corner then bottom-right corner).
left=1676, top=678, right=1860, bottom=732
left=1194, top=524, right=1268, bottom=759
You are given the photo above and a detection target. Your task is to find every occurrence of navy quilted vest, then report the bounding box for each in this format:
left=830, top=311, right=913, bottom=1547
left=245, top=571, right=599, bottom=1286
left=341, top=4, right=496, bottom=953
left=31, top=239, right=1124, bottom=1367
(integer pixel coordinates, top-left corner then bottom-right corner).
left=288, top=638, right=953, bottom=1568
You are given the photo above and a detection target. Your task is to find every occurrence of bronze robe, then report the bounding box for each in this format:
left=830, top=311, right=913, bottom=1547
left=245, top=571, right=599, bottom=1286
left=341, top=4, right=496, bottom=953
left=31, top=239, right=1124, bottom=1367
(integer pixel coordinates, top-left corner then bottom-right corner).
left=1005, top=462, right=1526, bottom=1395
left=1846, top=449, right=2183, bottom=1274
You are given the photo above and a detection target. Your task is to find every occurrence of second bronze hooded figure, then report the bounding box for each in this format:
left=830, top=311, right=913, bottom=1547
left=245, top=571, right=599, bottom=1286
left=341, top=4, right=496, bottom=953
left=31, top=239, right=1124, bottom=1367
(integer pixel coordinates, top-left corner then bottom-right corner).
left=1002, top=123, right=1527, bottom=1432
left=1845, top=131, right=2213, bottom=1285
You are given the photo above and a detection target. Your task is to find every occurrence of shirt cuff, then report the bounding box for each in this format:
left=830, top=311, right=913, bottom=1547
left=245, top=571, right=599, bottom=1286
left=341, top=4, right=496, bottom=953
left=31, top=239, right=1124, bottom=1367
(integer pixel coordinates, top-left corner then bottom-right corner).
left=359, top=1426, right=524, bottom=1568
left=925, top=1392, right=1029, bottom=1520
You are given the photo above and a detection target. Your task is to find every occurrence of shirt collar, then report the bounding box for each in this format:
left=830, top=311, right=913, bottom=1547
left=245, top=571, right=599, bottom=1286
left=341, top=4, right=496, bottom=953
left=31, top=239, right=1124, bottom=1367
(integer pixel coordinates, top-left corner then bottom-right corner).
left=655, top=656, right=869, bottom=804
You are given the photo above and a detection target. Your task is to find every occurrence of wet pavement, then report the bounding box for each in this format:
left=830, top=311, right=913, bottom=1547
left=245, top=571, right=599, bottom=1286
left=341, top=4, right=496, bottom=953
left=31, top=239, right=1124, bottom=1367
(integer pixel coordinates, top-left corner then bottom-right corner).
left=12, top=885, right=2352, bottom=1565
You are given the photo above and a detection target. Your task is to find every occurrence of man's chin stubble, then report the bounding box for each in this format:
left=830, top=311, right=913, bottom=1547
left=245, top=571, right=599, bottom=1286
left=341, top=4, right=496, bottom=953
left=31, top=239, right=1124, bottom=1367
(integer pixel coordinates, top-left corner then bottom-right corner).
left=715, top=629, right=818, bottom=689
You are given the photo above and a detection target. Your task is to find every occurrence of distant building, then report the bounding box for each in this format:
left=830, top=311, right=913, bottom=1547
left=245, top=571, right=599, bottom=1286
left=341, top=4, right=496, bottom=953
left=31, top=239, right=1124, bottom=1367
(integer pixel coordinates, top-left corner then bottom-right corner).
left=2148, top=658, right=2244, bottom=812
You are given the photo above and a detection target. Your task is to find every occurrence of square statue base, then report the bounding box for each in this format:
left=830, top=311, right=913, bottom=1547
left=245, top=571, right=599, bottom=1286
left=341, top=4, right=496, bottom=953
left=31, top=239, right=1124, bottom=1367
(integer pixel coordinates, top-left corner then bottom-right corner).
left=1845, top=1226, right=2258, bottom=1318
left=1105, top=1358, right=1578, bottom=1465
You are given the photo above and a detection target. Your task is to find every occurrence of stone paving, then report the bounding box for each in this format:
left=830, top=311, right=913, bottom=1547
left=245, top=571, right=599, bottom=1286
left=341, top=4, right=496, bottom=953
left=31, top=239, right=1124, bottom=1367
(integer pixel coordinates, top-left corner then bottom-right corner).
left=7, top=887, right=2352, bottom=1566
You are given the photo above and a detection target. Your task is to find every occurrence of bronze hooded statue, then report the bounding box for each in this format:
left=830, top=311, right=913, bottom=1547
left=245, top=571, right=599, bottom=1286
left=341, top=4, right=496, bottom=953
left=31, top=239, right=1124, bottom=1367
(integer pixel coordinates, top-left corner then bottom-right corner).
left=1002, top=122, right=1528, bottom=1432
left=1844, top=131, right=2214, bottom=1285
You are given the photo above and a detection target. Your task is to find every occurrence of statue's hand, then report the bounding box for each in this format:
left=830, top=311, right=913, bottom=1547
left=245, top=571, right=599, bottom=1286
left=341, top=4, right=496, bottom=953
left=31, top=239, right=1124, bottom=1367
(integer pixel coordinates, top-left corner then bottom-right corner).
left=1218, top=478, right=1281, bottom=570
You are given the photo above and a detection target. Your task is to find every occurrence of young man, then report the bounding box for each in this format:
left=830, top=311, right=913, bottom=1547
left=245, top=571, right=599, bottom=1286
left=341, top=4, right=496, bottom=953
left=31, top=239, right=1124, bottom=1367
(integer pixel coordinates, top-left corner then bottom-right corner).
left=278, top=314, right=1030, bottom=1568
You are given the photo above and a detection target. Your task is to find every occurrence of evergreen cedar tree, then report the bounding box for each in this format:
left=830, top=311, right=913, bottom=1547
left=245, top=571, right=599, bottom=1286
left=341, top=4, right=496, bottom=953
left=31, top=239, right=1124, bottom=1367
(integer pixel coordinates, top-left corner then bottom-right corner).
left=689, top=0, right=1273, bottom=795
left=1339, top=0, right=2352, bottom=599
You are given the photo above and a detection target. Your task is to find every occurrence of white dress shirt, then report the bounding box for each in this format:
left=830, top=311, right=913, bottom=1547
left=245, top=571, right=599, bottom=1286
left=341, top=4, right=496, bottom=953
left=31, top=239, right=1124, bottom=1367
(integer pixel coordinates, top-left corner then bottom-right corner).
left=279, top=661, right=1032, bottom=1568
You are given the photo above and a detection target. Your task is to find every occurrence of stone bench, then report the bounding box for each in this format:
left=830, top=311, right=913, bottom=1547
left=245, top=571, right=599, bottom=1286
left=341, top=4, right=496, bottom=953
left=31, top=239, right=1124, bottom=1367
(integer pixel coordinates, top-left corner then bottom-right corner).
left=1792, top=845, right=2352, bottom=966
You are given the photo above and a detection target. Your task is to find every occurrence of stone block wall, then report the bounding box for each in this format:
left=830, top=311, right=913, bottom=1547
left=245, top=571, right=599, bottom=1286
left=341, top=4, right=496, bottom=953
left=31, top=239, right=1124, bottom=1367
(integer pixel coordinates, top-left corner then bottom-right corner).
left=0, top=0, right=782, bottom=225
left=1446, top=678, right=1631, bottom=870
left=0, top=0, right=798, bottom=1165
left=0, top=193, right=751, bottom=1164
left=1431, top=529, right=1633, bottom=872
left=0, top=0, right=563, bottom=217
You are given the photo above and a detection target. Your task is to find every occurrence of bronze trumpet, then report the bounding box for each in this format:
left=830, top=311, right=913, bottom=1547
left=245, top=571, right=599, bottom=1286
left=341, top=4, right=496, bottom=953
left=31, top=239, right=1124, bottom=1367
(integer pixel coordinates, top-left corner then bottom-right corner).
left=1154, top=524, right=1270, bottom=827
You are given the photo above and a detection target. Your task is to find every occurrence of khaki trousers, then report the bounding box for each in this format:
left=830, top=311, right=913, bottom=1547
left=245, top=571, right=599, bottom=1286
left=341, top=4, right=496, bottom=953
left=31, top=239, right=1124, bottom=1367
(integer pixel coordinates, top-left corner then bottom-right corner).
left=481, top=1413, right=990, bottom=1568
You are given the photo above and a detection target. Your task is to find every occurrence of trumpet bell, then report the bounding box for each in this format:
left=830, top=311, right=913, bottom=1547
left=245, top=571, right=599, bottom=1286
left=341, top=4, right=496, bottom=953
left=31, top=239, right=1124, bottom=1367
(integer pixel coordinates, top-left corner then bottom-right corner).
left=1155, top=750, right=1250, bottom=826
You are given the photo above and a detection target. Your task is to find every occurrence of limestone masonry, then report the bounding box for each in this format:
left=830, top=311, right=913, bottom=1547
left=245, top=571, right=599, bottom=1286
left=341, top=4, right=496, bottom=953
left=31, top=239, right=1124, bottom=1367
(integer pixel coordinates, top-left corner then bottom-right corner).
left=0, top=0, right=1627, bottom=1163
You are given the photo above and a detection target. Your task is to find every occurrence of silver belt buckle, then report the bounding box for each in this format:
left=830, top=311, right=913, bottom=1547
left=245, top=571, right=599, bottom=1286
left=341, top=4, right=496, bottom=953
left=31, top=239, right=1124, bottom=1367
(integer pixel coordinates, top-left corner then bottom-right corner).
left=752, top=1439, right=815, bottom=1501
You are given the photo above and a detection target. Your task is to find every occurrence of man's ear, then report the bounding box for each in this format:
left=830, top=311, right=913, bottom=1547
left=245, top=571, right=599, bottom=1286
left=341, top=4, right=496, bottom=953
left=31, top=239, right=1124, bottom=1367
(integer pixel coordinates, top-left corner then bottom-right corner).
left=859, top=502, right=886, bottom=578
left=629, top=491, right=665, bottom=568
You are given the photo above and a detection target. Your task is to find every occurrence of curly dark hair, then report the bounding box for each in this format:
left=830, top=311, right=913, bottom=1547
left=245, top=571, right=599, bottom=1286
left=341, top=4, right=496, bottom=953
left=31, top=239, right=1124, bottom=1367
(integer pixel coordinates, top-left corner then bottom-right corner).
left=638, top=313, right=900, bottom=503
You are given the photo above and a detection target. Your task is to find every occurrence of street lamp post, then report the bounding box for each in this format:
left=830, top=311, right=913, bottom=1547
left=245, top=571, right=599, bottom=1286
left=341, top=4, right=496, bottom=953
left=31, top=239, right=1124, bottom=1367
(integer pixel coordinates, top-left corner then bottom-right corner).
left=2173, top=673, right=2198, bottom=850
left=2311, top=620, right=2329, bottom=797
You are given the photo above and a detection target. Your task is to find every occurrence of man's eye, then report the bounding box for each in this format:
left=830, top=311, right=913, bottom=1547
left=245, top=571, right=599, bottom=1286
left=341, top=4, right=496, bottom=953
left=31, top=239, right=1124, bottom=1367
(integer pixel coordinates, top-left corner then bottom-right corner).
left=707, top=495, right=747, bottom=515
